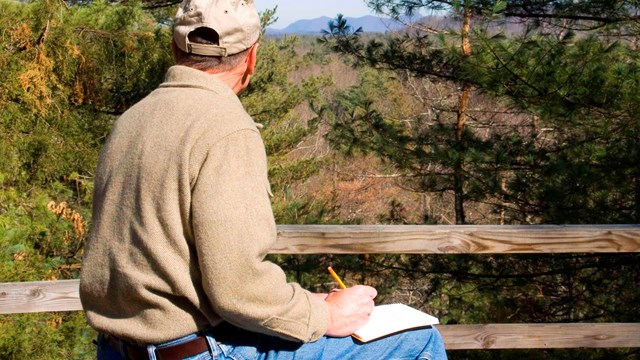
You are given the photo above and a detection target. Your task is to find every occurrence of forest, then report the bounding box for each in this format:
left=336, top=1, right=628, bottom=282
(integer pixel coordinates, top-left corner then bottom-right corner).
left=0, top=0, right=639, bottom=358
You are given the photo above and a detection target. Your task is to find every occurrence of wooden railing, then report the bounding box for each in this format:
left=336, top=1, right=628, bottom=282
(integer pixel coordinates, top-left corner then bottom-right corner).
left=2, top=225, right=639, bottom=350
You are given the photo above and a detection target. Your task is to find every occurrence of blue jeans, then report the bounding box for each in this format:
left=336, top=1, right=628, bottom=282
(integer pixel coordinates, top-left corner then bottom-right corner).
left=97, top=322, right=447, bottom=360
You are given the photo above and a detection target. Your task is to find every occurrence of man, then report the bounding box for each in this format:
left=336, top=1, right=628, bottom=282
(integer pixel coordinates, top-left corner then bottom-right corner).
left=80, top=0, right=447, bottom=359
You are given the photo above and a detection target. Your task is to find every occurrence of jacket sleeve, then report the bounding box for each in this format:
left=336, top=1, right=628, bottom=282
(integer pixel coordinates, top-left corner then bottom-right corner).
left=190, top=128, right=330, bottom=342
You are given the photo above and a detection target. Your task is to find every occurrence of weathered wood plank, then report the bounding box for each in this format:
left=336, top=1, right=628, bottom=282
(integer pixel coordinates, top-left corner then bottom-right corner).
left=273, top=224, right=640, bottom=254
left=438, top=323, right=640, bottom=349
left=2, top=281, right=639, bottom=349
left=0, top=279, right=82, bottom=314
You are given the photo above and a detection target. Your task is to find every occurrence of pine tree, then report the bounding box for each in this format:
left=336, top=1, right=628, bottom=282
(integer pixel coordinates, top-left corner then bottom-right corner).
left=322, top=0, right=640, bottom=224
left=320, top=4, right=640, bottom=359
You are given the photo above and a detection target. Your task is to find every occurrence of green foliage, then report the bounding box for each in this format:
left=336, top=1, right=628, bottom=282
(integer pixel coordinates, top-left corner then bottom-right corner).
left=322, top=3, right=640, bottom=358
left=366, top=0, right=640, bottom=31
left=326, top=65, right=482, bottom=213
left=465, top=31, right=640, bottom=223
left=0, top=312, right=95, bottom=360
left=0, top=187, right=93, bottom=358
left=0, top=0, right=172, bottom=191
left=323, top=1, right=640, bottom=224
left=0, top=187, right=87, bottom=282
left=242, top=34, right=333, bottom=202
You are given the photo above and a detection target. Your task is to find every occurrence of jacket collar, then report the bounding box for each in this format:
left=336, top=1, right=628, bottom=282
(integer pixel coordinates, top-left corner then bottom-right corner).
left=159, top=65, right=236, bottom=97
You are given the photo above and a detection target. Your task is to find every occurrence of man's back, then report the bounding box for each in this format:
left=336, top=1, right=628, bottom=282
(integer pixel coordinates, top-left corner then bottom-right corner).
left=80, top=65, right=270, bottom=343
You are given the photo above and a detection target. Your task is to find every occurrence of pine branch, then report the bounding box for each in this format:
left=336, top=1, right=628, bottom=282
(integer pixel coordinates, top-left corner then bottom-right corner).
left=141, top=0, right=182, bottom=9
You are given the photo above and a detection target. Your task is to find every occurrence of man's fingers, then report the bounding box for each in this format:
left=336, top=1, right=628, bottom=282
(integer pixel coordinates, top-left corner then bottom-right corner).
left=351, top=285, right=377, bottom=298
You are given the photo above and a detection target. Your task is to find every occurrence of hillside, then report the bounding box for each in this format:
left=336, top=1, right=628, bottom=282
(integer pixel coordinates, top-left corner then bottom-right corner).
left=266, top=15, right=403, bottom=35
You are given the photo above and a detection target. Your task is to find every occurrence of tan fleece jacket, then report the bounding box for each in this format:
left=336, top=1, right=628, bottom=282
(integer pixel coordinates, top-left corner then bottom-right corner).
left=79, top=65, right=329, bottom=344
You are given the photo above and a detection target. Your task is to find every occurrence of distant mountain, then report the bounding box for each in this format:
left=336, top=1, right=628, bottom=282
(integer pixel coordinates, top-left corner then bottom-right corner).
left=266, top=15, right=403, bottom=35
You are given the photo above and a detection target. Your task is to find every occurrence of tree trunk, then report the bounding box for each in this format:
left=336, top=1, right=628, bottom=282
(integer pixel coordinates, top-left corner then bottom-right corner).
left=636, top=132, right=640, bottom=223
left=454, top=2, right=472, bottom=225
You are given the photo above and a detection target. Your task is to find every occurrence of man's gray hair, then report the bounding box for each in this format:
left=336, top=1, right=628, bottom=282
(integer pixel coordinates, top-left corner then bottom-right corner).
left=174, top=27, right=251, bottom=72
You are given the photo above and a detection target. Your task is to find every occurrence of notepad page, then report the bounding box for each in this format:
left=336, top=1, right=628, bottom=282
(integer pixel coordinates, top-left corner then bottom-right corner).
left=352, top=303, right=439, bottom=342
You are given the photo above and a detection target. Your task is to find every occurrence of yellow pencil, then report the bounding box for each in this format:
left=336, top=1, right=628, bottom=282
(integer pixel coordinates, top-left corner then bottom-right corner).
left=327, top=266, right=347, bottom=289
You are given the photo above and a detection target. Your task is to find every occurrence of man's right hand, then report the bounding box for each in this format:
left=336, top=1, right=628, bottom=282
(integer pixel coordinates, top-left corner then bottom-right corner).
left=324, top=285, right=377, bottom=337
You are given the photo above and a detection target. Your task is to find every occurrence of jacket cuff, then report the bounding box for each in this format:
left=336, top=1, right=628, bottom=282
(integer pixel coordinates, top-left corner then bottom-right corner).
left=304, top=291, right=330, bottom=342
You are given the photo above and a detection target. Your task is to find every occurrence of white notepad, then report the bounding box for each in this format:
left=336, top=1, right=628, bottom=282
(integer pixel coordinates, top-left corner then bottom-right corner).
left=352, top=303, right=440, bottom=342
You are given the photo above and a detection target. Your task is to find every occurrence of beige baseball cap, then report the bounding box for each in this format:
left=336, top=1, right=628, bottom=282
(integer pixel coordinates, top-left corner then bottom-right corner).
left=174, top=0, right=260, bottom=57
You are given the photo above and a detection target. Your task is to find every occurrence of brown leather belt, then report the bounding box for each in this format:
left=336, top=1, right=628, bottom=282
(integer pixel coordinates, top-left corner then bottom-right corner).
left=107, top=334, right=209, bottom=360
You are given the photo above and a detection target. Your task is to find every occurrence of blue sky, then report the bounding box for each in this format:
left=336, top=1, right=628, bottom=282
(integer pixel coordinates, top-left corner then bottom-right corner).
left=256, top=1, right=375, bottom=29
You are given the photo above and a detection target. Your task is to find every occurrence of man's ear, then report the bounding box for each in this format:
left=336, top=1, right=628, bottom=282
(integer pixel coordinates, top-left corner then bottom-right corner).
left=246, top=43, right=259, bottom=75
